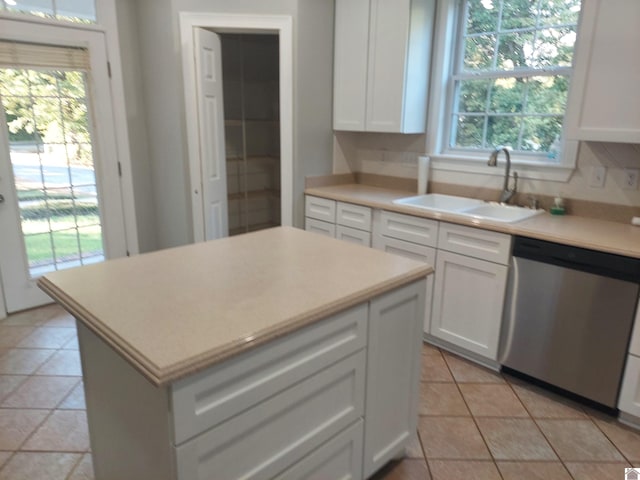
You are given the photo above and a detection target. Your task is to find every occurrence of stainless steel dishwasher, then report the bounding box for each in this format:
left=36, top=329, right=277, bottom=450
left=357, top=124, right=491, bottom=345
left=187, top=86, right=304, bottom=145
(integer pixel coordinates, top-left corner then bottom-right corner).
left=500, top=236, right=640, bottom=409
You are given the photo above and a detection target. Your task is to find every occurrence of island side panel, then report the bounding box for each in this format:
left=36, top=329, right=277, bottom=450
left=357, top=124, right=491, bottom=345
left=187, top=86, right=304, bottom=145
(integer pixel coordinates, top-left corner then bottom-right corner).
left=77, top=322, right=176, bottom=480
left=363, top=279, right=426, bottom=478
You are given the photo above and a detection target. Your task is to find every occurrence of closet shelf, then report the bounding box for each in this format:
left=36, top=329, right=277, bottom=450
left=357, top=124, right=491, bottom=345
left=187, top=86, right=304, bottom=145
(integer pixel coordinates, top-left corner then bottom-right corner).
left=225, top=119, right=279, bottom=127
left=226, top=155, right=280, bottom=163
left=227, top=189, right=281, bottom=201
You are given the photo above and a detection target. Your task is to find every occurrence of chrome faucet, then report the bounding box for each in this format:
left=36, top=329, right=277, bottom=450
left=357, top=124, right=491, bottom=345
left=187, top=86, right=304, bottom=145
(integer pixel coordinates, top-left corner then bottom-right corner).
left=488, top=147, right=518, bottom=204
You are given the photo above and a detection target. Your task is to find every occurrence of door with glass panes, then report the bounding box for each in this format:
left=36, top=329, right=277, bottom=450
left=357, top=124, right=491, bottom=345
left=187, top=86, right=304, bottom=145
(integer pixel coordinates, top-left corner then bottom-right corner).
left=0, top=21, right=128, bottom=313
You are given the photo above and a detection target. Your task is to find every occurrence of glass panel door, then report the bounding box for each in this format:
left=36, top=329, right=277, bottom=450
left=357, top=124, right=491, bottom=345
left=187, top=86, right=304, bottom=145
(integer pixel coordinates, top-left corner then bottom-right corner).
left=1, top=67, right=104, bottom=277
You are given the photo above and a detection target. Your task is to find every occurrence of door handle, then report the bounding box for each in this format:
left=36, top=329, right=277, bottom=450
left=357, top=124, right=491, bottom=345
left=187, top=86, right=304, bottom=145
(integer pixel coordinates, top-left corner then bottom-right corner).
left=0, top=194, right=4, bottom=203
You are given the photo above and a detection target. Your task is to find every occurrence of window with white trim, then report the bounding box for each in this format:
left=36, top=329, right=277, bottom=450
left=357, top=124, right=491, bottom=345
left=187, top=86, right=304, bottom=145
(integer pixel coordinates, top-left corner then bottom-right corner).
left=446, top=0, right=581, bottom=162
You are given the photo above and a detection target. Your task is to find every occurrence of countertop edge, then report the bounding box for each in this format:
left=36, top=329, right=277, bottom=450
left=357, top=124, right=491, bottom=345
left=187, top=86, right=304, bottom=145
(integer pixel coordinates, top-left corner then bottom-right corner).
left=39, top=265, right=432, bottom=387
left=305, top=186, right=640, bottom=259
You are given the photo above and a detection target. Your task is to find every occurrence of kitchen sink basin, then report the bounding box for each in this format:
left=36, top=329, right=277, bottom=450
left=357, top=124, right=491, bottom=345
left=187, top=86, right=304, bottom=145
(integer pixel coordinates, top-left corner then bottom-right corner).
left=463, top=202, right=544, bottom=223
left=392, top=193, right=485, bottom=213
left=392, top=194, right=544, bottom=223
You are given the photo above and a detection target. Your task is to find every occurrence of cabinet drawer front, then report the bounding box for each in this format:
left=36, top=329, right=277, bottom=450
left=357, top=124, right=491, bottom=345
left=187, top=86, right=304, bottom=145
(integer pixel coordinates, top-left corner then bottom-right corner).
left=175, top=352, right=366, bottom=480
left=172, top=304, right=367, bottom=444
left=336, top=225, right=371, bottom=247
left=378, top=210, right=438, bottom=247
left=373, top=235, right=434, bottom=263
left=305, top=218, right=336, bottom=238
left=274, top=420, right=363, bottom=480
left=438, top=222, right=511, bottom=265
left=337, top=202, right=372, bottom=231
left=619, top=354, right=640, bottom=417
left=305, top=196, right=336, bottom=223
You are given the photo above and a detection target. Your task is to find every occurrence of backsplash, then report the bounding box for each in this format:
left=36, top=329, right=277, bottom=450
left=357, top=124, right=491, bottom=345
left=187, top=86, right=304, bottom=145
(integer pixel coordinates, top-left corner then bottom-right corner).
left=333, top=132, right=640, bottom=211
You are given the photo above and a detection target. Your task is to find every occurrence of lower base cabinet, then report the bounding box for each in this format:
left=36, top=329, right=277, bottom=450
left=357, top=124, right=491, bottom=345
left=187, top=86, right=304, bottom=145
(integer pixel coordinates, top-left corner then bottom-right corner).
left=430, top=250, right=508, bottom=360
left=79, top=280, right=425, bottom=480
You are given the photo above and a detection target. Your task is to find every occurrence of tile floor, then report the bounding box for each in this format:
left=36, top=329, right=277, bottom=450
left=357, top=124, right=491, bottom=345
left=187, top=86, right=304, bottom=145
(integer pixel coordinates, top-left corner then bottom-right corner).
left=0, top=304, right=639, bottom=479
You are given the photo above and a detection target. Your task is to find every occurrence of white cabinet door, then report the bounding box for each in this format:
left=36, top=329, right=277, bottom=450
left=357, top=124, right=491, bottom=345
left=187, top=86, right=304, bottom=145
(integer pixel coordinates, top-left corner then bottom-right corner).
left=564, top=0, right=640, bottom=143
left=333, top=0, right=369, bottom=131
left=372, top=234, right=435, bottom=333
left=333, top=0, right=434, bottom=133
left=619, top=355, right=640, bottom=418
left=364, top=280, right=425, bottom=478
left=366, top=0, right=432, bottom=133
left=305, top=196, right=336, bottom=223
left=431, top=251, right=508, bottom=360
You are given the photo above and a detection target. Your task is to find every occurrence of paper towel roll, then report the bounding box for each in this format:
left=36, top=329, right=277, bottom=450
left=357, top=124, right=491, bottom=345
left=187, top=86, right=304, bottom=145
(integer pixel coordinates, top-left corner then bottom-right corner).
left=418, top=156, right=430, bottom=194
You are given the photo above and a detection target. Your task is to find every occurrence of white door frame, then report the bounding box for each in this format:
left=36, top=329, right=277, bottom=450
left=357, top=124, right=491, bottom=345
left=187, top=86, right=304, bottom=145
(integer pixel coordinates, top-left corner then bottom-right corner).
left=179, top=12, right=294, bottom=243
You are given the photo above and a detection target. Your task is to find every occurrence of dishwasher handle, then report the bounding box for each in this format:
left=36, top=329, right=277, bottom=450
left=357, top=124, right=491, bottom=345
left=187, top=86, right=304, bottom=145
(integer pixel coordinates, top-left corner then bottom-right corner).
left=513, top=236, right=640, bottom=283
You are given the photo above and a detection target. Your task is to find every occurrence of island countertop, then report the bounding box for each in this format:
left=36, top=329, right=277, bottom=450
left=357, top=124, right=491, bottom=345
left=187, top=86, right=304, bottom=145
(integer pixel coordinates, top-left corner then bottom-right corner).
left=38, top=226, right=432, bottom=386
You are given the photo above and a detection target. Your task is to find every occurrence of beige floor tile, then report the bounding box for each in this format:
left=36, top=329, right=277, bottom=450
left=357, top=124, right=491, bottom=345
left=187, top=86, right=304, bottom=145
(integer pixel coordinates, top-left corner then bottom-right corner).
left=459, top=384, right=528, bottom=418
left=419, top=382, right=469, bottom=416
left=0, top=452, right=12, bottom=469
left=2, top=376, right=79, bottom=409
left=42, top=313, right=76, bottom=328
left=17, top=327, right=75, bottom=349
left=536, top=419, right=624, bottom=462
left=0, top=349, right=55, bottom=375
left=592, top=417, right=640, bottom=463
left=0, top=326, right=35, bottom=349
left=422, top=342, right=442, bottom=356
left=0, top=305, right=59, bottom=327
left=0, top=409, right=48, bottom=450
left=429, top=460, right=501, bottom=480
left=22, top=410, right=90, bottom=452
left=497, top=461, right=572, bottom=480
left=443, top=354, right=505, bottom=384
left=475, top=418, right=557, bottom=461
left=418, top=416, right=491, bottom=460
left=421, top=354, right=454, bottom=383
left=35, top=350, right=82, bottom=376
left=67, top=453, right=94, bottom=480
left=62, top=334, right=79, bottom=350
left=0, top=452, right=81, bottom=480
left=564, top=462, right=632, bottom=480
left=405, top=431, right=424, bottom=459
left=58, top=382, right=86, bottom=410
left=370, top=459, right=431, bottom=480
left=509, top=381, right=587, bottom=419
left=0, top=375, right=28, bottom=402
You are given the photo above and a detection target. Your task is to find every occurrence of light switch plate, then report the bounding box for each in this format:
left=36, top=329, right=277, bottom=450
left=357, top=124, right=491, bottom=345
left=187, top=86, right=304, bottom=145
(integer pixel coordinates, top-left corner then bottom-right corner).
left=590, top=166, right=606, bottom=188
left=623, top=168, right=639, bottom=190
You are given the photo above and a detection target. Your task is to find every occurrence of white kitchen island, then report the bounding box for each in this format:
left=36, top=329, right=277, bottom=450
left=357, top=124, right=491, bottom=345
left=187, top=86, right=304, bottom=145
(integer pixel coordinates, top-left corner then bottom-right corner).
left=38, top=227, right=431, bottom=480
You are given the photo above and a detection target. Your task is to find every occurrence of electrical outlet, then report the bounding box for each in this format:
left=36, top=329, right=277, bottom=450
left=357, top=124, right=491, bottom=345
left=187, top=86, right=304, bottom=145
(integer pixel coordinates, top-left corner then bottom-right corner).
left=623, top=168, right=639, bottom=190
left=590, top=166, right=606, bottom=188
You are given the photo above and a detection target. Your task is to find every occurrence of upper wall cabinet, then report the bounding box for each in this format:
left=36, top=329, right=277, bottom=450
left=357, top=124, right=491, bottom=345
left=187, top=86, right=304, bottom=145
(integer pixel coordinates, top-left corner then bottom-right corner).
left=564, top=0, right=640, bottom=143
left=333, top=0, right=435, bottom=133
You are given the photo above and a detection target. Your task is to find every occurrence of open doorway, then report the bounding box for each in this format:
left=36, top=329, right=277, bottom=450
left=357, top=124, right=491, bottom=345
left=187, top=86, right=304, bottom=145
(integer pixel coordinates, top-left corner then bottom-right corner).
left=221, top=34, right=280, bottom=236
left=179, top=13, right=293, bottom=244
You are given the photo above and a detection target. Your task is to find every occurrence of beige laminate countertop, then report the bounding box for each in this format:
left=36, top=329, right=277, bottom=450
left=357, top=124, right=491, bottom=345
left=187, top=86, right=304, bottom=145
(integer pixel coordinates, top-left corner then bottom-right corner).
left=38, top=227, right=431, bottom=386
left=305, top=184, right=640, bottom=259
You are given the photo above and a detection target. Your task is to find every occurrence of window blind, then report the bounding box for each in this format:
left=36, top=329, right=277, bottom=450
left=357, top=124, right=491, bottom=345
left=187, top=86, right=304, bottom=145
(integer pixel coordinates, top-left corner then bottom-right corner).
left=0, top=40, right=89, bottom=70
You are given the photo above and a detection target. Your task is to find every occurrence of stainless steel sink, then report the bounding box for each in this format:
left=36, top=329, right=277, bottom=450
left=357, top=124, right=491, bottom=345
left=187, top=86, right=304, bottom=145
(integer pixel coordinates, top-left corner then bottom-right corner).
left=392, top=194, right=544, bottom=223
left=392, top=194, right=485, bottom=213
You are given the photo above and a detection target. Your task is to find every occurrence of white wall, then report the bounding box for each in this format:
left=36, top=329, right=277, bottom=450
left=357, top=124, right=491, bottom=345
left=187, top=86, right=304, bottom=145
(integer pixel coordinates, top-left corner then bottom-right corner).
left=124, top=0, right=334, bottom=249
left=114, top=0, right=158, bottom=253
left=334, top=132, right=640, bottom=208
